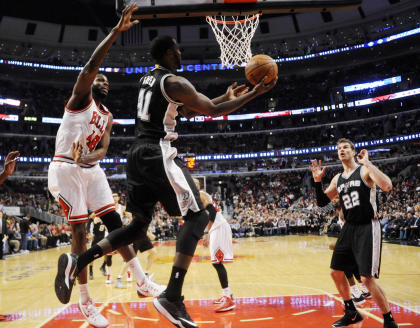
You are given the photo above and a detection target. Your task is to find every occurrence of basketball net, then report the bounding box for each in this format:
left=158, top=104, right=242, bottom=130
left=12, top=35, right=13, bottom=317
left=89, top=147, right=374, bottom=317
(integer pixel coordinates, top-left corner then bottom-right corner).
left=206, top=14, right=260, bottom=67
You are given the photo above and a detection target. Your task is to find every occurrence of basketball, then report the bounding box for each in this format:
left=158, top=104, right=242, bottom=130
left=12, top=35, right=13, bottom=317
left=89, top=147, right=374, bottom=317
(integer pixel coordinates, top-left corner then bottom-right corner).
left=245, top=54, right=278, bottom=85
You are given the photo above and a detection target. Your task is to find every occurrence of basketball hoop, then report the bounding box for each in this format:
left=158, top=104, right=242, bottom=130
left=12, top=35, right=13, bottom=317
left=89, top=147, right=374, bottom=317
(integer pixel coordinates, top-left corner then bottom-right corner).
left=206, top=14, right=260, bottom=67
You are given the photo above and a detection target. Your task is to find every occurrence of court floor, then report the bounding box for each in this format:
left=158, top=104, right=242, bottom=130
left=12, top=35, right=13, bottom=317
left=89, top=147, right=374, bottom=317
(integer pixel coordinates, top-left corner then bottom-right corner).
left=1, top=235, right=419, bottom=327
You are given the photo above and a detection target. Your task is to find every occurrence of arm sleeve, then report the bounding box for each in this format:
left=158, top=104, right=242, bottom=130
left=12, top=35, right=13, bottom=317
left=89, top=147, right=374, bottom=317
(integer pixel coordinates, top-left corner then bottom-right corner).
left=205, top=204, right=217, bottom=223
left=315, top=182, right=331, bottom=207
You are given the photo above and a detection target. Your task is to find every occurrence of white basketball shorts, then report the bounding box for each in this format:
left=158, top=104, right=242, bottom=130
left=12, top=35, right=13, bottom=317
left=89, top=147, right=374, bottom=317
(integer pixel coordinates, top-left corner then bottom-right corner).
left=209, top=221, right=234, bottom=264
left=48, top=161, right=115, bottom=224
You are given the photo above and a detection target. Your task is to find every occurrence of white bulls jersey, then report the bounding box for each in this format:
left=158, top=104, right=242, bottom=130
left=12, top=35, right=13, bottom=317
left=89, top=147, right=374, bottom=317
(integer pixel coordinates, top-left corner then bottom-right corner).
left=209, top=201, right=227, bottom=233
left=53, top=99, right=110, bottom=167
left=206, top=199, right=233, bottom=264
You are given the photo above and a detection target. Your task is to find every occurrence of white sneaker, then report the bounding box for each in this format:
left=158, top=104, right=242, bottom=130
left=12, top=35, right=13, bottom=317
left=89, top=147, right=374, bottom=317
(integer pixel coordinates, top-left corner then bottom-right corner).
left=78, top=298, right=109, bottom=328
left=137, top=277, right=166, bottom=298
left=126, top=271, right=132, bottom=282
left=114, top=277, right=126, bottom=289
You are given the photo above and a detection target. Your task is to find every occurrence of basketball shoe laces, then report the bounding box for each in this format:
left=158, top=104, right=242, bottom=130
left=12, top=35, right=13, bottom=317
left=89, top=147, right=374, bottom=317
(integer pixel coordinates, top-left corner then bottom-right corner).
left=138, top=278, right=164, bottom=296
left=82, top=299, right=103, bottom=320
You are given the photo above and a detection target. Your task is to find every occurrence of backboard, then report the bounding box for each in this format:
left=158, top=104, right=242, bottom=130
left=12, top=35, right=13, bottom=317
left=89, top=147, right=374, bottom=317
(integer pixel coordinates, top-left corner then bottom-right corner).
left=116, top=0, right=362, bottom=19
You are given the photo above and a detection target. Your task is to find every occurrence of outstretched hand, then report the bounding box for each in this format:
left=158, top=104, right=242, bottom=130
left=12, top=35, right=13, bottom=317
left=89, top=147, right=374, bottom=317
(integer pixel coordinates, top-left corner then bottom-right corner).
left=114, top=3, right=139, bottom=32
left=253, top=76, right=278, bottom=96
left=356, top=149, right=370, bottom=166
left=310, top=159, right=326, bottom=182
left=3, top=150, right=20, bottom=176
left=72, top=141, right=83, bottom=163
left=225, top=82, right=249, bottom=101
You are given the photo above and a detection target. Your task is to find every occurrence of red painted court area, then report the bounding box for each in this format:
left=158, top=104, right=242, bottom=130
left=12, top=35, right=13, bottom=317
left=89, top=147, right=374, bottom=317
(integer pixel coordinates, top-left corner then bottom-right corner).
left=40, top=294, right=420, bottom=328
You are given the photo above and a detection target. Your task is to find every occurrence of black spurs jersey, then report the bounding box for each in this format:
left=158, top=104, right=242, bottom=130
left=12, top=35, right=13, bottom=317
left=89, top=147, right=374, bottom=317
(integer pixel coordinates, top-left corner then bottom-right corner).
left=88, top=219, right=107, bottom=242
left=135, top=66, right=183, bottom=141
left=337, top=165, right=377, bottom=224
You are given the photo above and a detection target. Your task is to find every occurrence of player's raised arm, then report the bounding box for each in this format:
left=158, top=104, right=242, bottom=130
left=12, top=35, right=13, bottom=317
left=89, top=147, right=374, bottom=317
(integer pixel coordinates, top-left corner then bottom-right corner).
left=357, top=149, right=392, bottom=192
left=310, top=159, right=338, bottom=206
left=168, top=75, right=276, bottom=118
left=67, top=3, right=139, bottom=110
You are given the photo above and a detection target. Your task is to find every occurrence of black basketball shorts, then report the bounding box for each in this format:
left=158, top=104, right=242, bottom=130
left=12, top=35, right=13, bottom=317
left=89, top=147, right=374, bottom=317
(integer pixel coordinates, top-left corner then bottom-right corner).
left=133, top=236, right=154, bottom=253
left=330, top=220, right=382, bottom=278
left=126, top=139, right=204, bottom=221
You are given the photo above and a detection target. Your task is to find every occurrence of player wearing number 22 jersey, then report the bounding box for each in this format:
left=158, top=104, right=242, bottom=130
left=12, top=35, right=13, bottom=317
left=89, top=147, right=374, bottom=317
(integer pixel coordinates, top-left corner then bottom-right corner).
left=310, top=138, right=398, bottom=328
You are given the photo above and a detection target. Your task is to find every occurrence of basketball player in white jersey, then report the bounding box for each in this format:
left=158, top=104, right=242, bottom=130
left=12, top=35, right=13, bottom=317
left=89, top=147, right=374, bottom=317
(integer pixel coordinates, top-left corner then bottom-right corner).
left=54, top=34, right=276, bottom=328
left=193, top=178, right=235, bottom=313
left=50, top=4, right=164, bottom=327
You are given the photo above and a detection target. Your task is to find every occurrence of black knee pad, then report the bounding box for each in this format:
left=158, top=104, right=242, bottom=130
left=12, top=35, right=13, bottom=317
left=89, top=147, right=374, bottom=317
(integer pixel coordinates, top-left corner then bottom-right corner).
left=176, top=210, right=209, bottom=256
left=185, top=209, right=209, bottom=239
left=106, top=214, right=149, bottom=251
left=106, top=255, right=112, bottom=266
left=100, top=211, right=123, bottom=232
left=344, top=271, right=353, bottom=279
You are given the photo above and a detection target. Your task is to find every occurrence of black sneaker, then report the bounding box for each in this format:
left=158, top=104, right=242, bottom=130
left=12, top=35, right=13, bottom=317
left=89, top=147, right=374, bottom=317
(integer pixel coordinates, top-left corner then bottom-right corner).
left=100, top=264, right=107, bottom=276
left=384, top=320, right=399, bottom=328
left=362, top=291, right=372, bottom=299
left=332, top=309, right=364, bottom=327
left=352, top=294, right=365, bottom=306
left=153, top=293, right=198, bottom=328
left=55, top=253, right=78, bottom=304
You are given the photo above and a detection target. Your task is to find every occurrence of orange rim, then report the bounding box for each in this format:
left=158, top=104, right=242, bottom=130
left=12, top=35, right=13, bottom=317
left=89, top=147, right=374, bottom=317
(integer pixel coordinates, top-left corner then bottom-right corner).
left=206, top=13, right=260, bottom=25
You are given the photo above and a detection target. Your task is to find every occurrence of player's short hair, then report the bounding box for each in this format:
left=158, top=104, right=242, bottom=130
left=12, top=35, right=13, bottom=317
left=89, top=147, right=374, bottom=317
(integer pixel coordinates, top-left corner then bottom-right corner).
left=150, top=35, right=176, bottom=61
left=337, top=138, right=355, bottom=150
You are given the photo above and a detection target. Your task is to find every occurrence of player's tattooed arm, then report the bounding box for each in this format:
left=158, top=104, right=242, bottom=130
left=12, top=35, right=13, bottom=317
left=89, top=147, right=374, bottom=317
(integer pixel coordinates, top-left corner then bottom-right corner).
left=166, top=75, right=276, bottom=118
left=212, top=82, right=249, bottom=104
left=179, top=82, right=249, bottom=119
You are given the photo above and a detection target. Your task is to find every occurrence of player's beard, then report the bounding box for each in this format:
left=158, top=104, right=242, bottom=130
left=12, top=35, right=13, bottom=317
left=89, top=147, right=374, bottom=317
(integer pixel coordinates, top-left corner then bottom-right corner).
left=92, top=84, right=108, bottom=102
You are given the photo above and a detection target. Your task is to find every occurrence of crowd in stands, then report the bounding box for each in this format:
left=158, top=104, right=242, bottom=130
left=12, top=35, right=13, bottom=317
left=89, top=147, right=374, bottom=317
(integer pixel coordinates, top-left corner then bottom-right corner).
left=1, top=157, right=418, bottom=258
left=0, top=6, right=418, bottom=67
left=0, top=53, right=419, bottom=120
left=0, top=103, right=418, bottom=165
left=2, top=214, right=71, bottom=256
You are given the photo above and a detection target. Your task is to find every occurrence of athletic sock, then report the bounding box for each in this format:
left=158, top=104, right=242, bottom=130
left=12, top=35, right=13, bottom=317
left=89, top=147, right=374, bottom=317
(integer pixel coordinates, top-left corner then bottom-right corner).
left=127, top=257, right=146, bottom=286
left=77, top=245, right=103, bottom=273
left=79, top=283, right=90, bottom=304
left=383, top=311, right=395, bottom=322
left=165, top=266, right=187, bottom=301
left=222, top=286, right=232, bottom=297
left=344, top=299, right=357, bottom=312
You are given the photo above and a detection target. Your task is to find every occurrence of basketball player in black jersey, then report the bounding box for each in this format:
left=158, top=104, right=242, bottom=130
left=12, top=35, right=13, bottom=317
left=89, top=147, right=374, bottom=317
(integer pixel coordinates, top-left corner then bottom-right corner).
left=310, top=138, right=398, bottom=328
left=55, top=35, right=276, bottom=328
